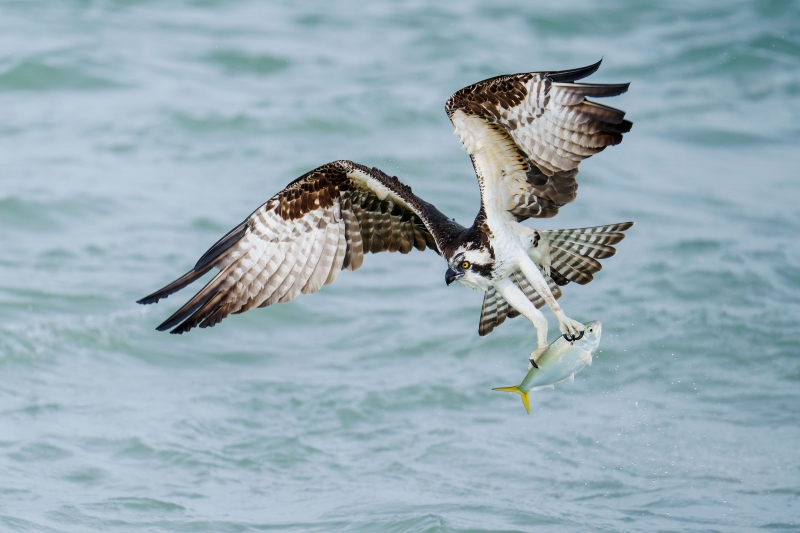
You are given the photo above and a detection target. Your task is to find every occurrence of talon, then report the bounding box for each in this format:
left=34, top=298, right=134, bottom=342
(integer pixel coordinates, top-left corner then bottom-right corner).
left=559, top=317, right=584, bottom=341
left=530, top=346, right=546, bottom=366
left=563, top=330, right=584, bottom=343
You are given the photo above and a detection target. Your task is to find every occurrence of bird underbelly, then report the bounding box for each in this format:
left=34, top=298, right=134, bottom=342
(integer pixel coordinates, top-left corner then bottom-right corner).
left=490, top=259, right=516, bottom=281
left=486, top=221, right=530, bottom=281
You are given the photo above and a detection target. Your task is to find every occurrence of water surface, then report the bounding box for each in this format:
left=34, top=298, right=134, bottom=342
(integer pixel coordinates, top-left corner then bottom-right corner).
left=1, top=1, right=799, bottom=531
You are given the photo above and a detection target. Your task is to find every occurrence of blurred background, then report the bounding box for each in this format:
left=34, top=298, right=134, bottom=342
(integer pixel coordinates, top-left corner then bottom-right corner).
left=1, top=0, right=798, bottom=531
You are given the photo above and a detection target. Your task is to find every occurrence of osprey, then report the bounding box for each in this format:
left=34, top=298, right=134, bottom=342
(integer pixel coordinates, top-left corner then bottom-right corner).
left=138, top=60, right=633, bottom=363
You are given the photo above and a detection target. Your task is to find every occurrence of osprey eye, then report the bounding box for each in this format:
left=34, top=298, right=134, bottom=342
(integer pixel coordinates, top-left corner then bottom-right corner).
left=461, top=261, right=471, bottom=269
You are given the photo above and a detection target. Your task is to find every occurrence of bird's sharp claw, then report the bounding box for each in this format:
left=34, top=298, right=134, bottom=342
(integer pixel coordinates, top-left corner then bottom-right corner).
left=563, top=330, right=585, bottom=343
left=559, top=318, right=584, bottom=343
left=529, top=346, right=546, bottom=369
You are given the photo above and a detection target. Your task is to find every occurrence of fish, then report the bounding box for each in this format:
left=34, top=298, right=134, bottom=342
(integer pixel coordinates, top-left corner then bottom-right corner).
left=493, top=320, right=602, bottom=413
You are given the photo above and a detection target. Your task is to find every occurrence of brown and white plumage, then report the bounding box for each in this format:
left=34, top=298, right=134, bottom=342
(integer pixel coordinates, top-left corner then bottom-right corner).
left=138, top=160, right=462, bottom=334
left=446, top=59, right=631, bottom=221
left=435, top=59, right=633, bottom=358
left=139, top=60, right=634, bottom=360
left=477, top=222, right=632, bottom=337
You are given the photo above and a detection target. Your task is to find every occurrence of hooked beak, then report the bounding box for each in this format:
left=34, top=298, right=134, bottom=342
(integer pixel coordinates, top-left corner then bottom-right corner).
left=445, top=267, right=463, bottom=286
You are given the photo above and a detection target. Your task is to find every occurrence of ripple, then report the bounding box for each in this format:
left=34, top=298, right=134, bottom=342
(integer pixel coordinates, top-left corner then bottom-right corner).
left=205, top=49, right=290, bottom=76
left=171, top=112, right=263, bottom=135
left=84, top=497, right=186, bottom=514
left=0, top=196, right=55, bottom=231
left=7, top=442, right=72, bottom=463
left=63, top=467, right=107, bottom=485
left=0, top=60, right=119, bottom=92
left=0, top=515, right=59, bottom=532
left=0, top=0, right=798, bottom=531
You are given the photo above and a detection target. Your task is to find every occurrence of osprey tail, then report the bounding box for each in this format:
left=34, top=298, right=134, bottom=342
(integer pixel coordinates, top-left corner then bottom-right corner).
left=478, top=222, right=632, bottom=337
left=535, top=222, right=633, bottom=286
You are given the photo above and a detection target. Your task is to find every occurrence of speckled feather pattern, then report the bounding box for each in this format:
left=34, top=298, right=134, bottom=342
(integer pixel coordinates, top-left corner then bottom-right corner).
left=142, top=160, right=462, bottom=334
left=446, top=61, right=631, bottom=221
left=477, top=223, right=631, bottom=336
left=139, top=64, right=634, bottom=337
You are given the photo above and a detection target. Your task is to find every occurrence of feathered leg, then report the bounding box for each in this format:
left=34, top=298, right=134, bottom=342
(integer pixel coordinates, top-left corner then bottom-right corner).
left=495, top=277, right=549, bottom=368
left=517, top=254, right=585, bottom=339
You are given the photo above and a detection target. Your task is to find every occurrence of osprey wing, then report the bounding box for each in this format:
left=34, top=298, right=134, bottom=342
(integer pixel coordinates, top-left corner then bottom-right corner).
left=137, top=160, right=461, bottom=334
left=446, top=59, right=631, bottom=220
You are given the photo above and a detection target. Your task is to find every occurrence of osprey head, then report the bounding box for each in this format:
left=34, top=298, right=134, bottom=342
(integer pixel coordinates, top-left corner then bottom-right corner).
left=445, top=245, right=493, bottom=292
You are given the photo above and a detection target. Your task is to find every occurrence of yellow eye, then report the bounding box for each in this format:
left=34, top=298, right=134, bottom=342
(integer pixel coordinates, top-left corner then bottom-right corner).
left=461, top=261, right=471, bottom=269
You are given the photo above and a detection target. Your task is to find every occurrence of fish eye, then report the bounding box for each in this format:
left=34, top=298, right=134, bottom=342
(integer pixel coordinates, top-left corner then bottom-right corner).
left=461, top=261, right=471, bottom=269
left=588, top=328, right=593, bottom=332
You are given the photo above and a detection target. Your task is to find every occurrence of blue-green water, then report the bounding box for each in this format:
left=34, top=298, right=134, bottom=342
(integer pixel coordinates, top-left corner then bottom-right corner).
left=2, top=1, right=799, bottom=531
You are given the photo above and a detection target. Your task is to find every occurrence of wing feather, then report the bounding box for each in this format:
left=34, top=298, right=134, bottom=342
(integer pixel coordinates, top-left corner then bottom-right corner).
left=138, top=160, right=464, bottom=334
left=341, top=196, right=364, bottom=271
left=271, top=215, right=321, bottom=304
left=324, top=211, right=348, bottom=286
left=302, top=209, right=343, bottom=295
left=281, top=216, right=326, bottom=303
left=446, top=60, right=631, bottom=221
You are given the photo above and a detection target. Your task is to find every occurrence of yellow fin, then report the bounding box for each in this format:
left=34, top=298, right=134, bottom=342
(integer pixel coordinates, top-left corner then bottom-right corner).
left=492, top=386, right=531, bottom=414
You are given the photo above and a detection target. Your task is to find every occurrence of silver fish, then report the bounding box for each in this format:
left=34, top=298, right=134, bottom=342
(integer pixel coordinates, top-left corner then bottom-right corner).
left=493, top=321, right=602, bottom=413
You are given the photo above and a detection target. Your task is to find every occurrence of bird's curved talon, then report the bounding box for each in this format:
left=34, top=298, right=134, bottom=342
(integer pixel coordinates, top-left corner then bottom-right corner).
left=137, top=62, right=634, bottom=346
left=528, top=346, right=546, bottom=369
left=563, top=330, right=585, bottom=343
left=559, top=317, right=585, bottom=340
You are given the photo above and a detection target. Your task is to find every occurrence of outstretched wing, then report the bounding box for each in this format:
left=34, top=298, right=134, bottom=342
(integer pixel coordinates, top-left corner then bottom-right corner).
left=446, top=59, right=631, bottom=220
left=137, top=160, right=462, bottom=334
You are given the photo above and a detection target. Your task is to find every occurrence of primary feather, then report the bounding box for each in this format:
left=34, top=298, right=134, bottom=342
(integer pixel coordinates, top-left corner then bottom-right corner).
left=446, top=59, right=631, bottom=222
left=138, top=160, right=462, bottom=334
left=139, top=61, right=634, bottom=340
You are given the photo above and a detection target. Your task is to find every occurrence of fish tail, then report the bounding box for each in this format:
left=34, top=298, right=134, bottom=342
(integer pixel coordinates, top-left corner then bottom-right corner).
left=492, top=386, right=531, bottom=414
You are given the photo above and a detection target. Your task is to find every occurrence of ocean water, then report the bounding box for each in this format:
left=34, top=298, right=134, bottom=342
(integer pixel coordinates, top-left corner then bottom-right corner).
left=1, top=0, right=799, bottom=531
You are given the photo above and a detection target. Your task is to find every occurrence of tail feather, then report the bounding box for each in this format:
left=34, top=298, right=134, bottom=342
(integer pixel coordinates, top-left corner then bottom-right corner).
left=551, top=239, right=617, bottom=259
left=549, top=245, right=602, bottom=285
left=551, top=232, right=627, bottom=246
left=539, top=222, right=633, bottom=287
left=544, top=222, right=632, bottom=244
